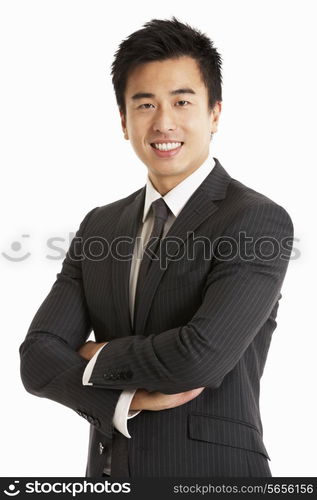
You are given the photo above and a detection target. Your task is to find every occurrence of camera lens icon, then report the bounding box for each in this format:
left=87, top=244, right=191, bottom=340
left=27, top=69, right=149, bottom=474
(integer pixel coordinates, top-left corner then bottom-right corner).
left=3, top=481, right=20, bottom=496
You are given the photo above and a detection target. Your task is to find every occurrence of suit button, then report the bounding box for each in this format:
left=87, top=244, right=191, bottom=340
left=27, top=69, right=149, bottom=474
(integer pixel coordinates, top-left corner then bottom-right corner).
left=99, top=442, right=105, bottom=455
left=123, top=370, right=133, bottom=380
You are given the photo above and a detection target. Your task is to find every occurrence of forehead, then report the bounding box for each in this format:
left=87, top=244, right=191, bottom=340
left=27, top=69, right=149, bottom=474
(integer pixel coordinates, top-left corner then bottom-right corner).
left=125, top=56, right=206, bottom=96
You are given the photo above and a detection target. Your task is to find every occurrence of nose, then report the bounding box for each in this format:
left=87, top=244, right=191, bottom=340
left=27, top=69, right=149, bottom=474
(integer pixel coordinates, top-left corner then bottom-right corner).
left=152, top=106, right=177, bottom=134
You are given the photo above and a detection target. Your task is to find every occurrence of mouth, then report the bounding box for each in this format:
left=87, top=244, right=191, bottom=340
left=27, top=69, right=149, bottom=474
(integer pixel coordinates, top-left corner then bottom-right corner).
left=150, top=141, right=184, bottom=158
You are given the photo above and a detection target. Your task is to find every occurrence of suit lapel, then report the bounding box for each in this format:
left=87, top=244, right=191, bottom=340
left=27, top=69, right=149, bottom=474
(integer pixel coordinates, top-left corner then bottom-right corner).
left=134, top=158, right=232, bottom=335
left=111, top=187, right=145, bottom=336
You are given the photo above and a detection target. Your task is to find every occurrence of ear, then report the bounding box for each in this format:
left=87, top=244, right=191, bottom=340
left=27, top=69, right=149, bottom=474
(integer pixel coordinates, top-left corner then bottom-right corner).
left=120, top=110, right=129, bottom=140
left=210, top=101, right=222, bottom=134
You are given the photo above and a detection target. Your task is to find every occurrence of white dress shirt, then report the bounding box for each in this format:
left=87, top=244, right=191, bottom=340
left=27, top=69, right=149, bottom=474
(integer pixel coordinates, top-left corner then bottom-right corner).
left=82, top=155, right=216, bottom=474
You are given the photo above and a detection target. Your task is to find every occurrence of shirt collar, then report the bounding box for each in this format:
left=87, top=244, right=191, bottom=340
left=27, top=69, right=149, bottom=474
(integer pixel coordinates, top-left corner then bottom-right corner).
left=142, top=156, right=216, bottom=222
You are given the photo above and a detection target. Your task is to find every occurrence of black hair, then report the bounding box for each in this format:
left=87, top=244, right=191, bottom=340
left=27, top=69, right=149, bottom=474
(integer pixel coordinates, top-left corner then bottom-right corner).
left=111, top=16, right=222, bottom=116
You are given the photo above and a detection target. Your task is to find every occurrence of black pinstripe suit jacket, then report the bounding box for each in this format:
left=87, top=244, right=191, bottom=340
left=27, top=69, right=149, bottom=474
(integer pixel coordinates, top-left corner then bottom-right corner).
left=19, top=158, right=294, bottom=477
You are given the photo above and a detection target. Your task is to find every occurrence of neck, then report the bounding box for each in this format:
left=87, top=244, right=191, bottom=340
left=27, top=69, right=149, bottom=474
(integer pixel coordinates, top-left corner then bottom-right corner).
left=148, top=157, right=209, bottom=196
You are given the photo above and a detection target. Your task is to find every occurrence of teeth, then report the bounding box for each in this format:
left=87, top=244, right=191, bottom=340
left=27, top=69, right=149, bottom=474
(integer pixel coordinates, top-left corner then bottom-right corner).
left=153, top=142, right=182, bottom=151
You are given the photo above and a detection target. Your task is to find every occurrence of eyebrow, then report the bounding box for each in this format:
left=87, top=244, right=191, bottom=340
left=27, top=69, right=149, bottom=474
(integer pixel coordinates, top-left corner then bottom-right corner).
left=131, top=88, right=196, bottom=100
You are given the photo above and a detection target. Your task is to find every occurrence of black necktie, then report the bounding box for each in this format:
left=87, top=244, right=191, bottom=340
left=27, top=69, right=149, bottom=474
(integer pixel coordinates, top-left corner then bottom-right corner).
left=133, top=198, right=170, bottom=328
left=110, top=198, right=169, bottom=478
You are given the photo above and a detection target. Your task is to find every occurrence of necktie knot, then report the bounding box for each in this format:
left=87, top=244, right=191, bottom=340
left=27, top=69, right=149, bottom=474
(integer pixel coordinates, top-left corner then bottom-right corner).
left=151, top=198, right=169, bottom=222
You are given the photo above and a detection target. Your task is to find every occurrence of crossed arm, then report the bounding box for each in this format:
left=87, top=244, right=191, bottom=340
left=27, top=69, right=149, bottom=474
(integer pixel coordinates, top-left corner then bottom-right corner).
left=19, top=202, right=293, bottom=437
left=77, top=341, right=205, bottom=411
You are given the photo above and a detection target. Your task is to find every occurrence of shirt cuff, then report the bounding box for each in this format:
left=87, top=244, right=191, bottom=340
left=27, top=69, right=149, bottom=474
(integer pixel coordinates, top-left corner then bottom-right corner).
left=82, top=344, right=107, bottom=386
left=113, top=389, right=141, bottom=438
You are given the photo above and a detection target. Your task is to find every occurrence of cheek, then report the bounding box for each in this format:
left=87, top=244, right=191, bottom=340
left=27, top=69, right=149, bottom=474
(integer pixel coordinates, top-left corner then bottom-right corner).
left=182, top=111, right=205, bottom=132
left=128, top=129, right=142, bottom=147
left=191, top=116, right=212, bottom=139
left=130, top=133, right=148, bottom=156
left=128, top=120, right=147, bottom=143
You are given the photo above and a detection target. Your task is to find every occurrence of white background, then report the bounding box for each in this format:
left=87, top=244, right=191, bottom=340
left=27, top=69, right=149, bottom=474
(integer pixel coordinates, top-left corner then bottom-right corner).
left=0, top=0, right=316, bottom=477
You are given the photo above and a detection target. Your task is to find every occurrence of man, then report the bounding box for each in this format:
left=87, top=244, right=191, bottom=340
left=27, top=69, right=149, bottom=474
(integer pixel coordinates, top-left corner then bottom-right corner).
left=19, top=17, right=293, bottom=477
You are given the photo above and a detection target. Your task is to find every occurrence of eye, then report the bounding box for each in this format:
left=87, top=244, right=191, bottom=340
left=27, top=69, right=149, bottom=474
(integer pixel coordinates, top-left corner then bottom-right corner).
left=176, top=100, right=190, bottom=106
left=138, top=103, right=155, bottom=109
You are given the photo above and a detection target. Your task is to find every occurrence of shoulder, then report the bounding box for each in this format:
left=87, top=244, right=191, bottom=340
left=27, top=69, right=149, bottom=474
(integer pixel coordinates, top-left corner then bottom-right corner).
left=225, top=175, right=293, bottom=228
left=95, top=186, right=144, bottom=215
left=220, top=179, right=293, bottom=241
left=76, top=187, right=144, bottom=234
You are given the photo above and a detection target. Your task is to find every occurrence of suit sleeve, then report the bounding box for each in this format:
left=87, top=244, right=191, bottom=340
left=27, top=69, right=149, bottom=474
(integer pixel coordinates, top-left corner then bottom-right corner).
left=19, top=207, right=121, bottom=439
left=87, top=202, right=294, bottom=393
left=82, top=344, right=140, bottom=437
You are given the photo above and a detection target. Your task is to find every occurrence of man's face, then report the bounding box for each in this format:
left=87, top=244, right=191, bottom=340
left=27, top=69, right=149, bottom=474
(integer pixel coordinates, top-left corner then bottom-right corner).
left=120, top=56, right=221, bottom=189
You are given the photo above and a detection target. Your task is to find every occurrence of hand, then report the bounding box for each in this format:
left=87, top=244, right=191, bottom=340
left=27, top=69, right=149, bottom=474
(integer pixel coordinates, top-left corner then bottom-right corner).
left=77, top=341, right=108, bottom=361
left=130, top=387, right=205, bottom=412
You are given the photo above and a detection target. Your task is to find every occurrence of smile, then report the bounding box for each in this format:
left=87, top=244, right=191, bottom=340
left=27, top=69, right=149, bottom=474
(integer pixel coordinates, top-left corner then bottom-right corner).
left=151, top=142, right=183, bottom=151
left=150, top=141, right=184, bottom=158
